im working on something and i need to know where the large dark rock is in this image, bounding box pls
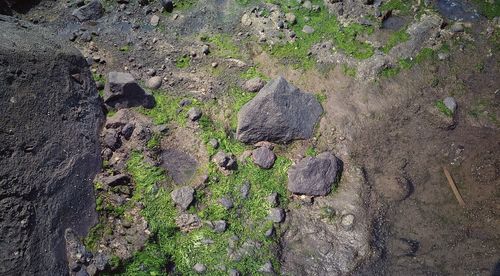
[236,76,323,144]
[104,72,155,109]
[287,152,342,196]
[72,0,103,22]
[0,16,103,275]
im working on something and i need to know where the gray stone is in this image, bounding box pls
[187,107,202,121]
[202,44,210,55]
[302,25,315,34]
[213,151,237,170]
[264,226,275,237]
[171,186,195,210]
[285,13,297,25]
[104,72,155,109]
[229,269,241,276]
[0,16,103,274]
[146,76,162,89]
[242,77,266,92]
[450,22,464,33]
[240,180,250,199]
[208,138,219,149]
[72,0,103,21]
[150,15,160,27]
[237,77,323,144]
[268,208,285,223]
[287,152,342,196]
[175,214,202,231]
[267,192,279,207]
[443,97,457,114]
[259,261,275,274]
[213,220,227,233]
[219,197,234,210]
[193,263,206,273]
[252,147,276,169]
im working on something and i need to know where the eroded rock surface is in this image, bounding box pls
[0,15,103,275]
[237,77,323,144]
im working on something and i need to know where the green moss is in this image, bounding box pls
[92,72,106,97]
[472,0,500,19]
[382,28,410,53]
[380,0,412,14]
[119,45,131,52]
[305,146,317,157]
[469,99,498,124]
[201,34,243,58]
[341,64,357,77]
[241,66,269,80]
[176,55,191,69]
[269,0,374,69]
[146,132,162,150]
[138,91,202,126]
[380,66,401,78]
[380,47,435,78]
[435,100,453,117]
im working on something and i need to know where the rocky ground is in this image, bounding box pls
[1,0,499,275]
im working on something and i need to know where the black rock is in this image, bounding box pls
[0,16,103,275]
[104,72,155,109]
[72,0,103,22]
[101,174,131,187]
[236,77,323,144]
[287,152,342,196]
[121,123,135,139]
[103,129,121,150]
[159,0,173,12]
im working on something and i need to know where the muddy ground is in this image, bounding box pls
[4,0,499,275]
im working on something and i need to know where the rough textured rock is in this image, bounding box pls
[171,186,195,210]
[252,147,276,169]
[0,16,103,275]
[72,0,103,22]
[281,166,373,275]
[287,152,342,196]
[242,77,266,92]
[104,72,155,109]
[237,77,323,144]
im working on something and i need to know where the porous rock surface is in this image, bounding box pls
[236,76,323,144]
[0,16,103,275]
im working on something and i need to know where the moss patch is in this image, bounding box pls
[267,0,374,69]
[382,28,410,53]
[176,55,191,69]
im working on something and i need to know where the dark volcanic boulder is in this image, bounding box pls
[72,0,103,22]
[104,72,155,109]
[0,16,103,275]
[287,152,342,196]
[236,76,323,144]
